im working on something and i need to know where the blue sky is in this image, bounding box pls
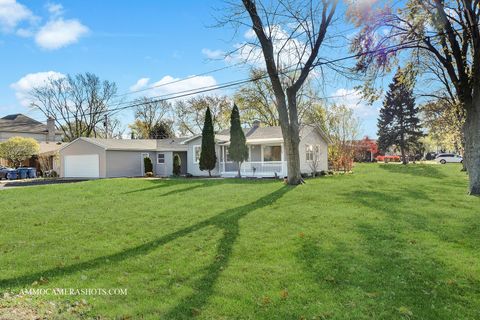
[0,0,380,137]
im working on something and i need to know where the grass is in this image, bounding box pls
[0,163,479,319]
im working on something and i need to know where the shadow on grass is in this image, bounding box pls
[379,164,447,179]
[296,189,480,319]
[296,228,475,319]
[0,185,293,318]
[123,177,275,195]
[297,189,480,319]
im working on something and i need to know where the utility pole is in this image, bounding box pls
[103,114,109,138]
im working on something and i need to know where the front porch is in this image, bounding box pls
[219,144,287,178]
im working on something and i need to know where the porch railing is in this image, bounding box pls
[220,161,286,177]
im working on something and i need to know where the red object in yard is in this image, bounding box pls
[375,155,400,162]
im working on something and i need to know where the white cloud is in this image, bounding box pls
[46,2,64,17]
[0,1,89,49]
[35,18,88,50]
[0,0,35,32]
[331,88,378,117]
[10,71,65,106]
[16,27,33,37]
[201,48,225,59]
[129,78,150,91]
[244,28,256,40]
[129,75,218,98]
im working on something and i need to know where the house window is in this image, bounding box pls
[193,145,201,163]
[263,145,281,161]
[157,153,165,164]
[306,145,314,161]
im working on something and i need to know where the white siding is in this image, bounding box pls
[185,136,221,176]
[299,126,328,174]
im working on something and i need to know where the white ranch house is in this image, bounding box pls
[59,123,329,178]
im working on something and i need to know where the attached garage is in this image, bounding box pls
[64,154,100,178]
[59,137,164,178]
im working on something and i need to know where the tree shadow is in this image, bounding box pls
[0,185,293,318]
[295,188,480,318]
[296,226,477,319]
[123,178,274,195]
[345,189,480,250]
[379,164,447,179]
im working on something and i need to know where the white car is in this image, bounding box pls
[436,153,463,164]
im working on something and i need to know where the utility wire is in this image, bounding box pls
[27,21,475,124]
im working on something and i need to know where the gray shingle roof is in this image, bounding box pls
[216,126,283,142]
[0,114,50,134]
[80,138,158,150]
[79,137,188,151]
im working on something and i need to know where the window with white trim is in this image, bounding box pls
[306,144,314,161]
[193,145,201,163]
[157,153,165,164]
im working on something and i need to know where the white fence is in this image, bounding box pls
[220,161,286,177]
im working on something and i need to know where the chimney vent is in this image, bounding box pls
[47,117,56,142]
[252,120,261,128]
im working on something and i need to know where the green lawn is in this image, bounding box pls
[0,163,479,319]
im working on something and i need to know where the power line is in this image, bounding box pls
[113,62,246,98]
[28,21,475,124]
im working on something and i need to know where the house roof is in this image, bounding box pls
[214,125,331,144]
[156,137,189,151]
[0,114,61,135]
[216,126,284,143]
[38,141,66,154]
[79,137,158,150]
[76,137,188,151]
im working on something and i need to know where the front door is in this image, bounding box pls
[157,153,167,176]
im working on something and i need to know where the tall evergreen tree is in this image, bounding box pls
[199,107,217,176]
[377,68,423,164]
[229,104,249,177]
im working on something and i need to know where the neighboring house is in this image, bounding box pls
[0,114,62,142]
[59,122,329,178]
[0,114,64,170]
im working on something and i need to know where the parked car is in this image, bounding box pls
[435,153,463,164]
[0,166,17,180]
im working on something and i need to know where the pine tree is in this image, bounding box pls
[229,103,249,177]
[377,67,423,164]
[199,107,217,176]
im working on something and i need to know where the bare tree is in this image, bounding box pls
[98,116,126,139]
[129,97,173,139]
[29,73,118,142]
[348,0,480,195]
[234,68,316,127]
[326,104,361,172]
[174,95,231,135]
[222,0,338,184]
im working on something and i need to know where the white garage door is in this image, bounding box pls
[64,154,100,178]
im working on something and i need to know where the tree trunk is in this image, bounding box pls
[400,145,407,165]
[283,126,302,184]
[237,162,241,178]
[280,93,302,185]
[463,105,480,195]
[208,170,211,177]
